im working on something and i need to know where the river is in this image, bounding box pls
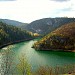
[0,40,75,70]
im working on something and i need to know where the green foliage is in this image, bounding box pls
[33,22,75,51]
[0,22,33,48]
[16,54,32,75]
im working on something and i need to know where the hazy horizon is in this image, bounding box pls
[0,0,75,23]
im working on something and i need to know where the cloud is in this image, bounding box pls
[0,0,16,1]
[52,1,75,18]
[60,7,72,12]
[0,0,75,23]
[51,0,70,2]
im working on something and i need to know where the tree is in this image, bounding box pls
[16,54,31,75]
[0,46,15,75]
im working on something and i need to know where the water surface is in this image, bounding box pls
[0,40,75,70]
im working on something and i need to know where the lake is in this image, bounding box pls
[0,40,75,70]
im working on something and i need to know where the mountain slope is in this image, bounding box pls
[33,22,75,51]
[0,19,28,27]
[0,22,33,48]
[25,18,75,35]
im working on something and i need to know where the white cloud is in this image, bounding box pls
[0,0,15,1]
[50,0,70,2]
[0,0,75,23]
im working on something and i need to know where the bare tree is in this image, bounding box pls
[0,46,15,75]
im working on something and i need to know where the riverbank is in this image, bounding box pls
[0,38,34,49]
[32,46,75,52]
[0,40,75,74]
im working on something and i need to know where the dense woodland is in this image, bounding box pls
[0,22,34,48]
[0,18,75,50]
[33,22,75,51]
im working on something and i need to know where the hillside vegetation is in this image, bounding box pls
[0,19,28,27]
[33,22,75,51]
[0,22,33,48]
[1,18,75,36]
[25,18,75,35]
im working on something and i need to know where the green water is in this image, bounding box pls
[0,40,75,70]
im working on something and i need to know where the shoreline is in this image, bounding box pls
[32,47,75,52]
[1,40,75,53]
[0,38,33,49]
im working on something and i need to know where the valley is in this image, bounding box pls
[0,17,75,75]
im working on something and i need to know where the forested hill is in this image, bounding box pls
[0,19,28,27]
[33,22,75,51]
[1,18,75,36]
[25,18,75,35]
[0,22,33,48]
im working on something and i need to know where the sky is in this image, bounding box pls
[0,0,75,23]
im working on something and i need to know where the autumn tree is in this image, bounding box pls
[16,54,31,75]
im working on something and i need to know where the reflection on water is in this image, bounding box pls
[0,40,75,70]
